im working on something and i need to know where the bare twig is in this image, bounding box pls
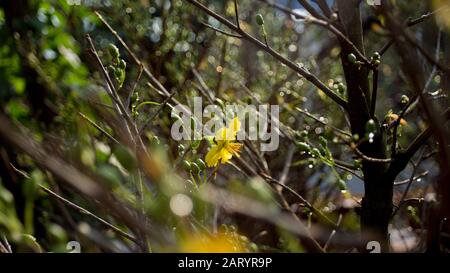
[370,69,378,118]
[258,0,372,67]
[391,148,426,218]
[296,107,352,137]
[184,0,348,109]
[200,21,242,38]
[78,112,120,145]
[233,0,240,29]
[40,184,138,243]
[352,144,393,163]
[127,64,144,109]
[139,89,178,134]
[1,236,12,253]
[379,7,447,56]
[394,171,428,186]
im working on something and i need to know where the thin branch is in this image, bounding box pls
[1,236,12,253]
[199,184,330,252]
[259,0,371,67]
[260,173,337,228]
[233,0,240,29]
[352,144,393,163]
[78,112,120,145]
[184,0,348,109]
[229,158,327,252]
[297,0,327,21]
[277,143,296,185]
[333,162,364,181]
[200,21,242,38]
[316,0,332,18]
[85,34,135,143]
[0,240,8,253]
[139,89,178,134]
[379,6,447,56]
[40,184,138,243]
[390,95,418,157]
[394,171,428,186]
[380,9,448,73]
[95,11,173,100]
[324,214,342,251]
[403,127,433,161]
[0,114,151,244]
[370,68,378,118]
[127,64,144,109]
[296,107,352,137]
[391,148,426,218]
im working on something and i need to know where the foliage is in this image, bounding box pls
[0,0,449,253]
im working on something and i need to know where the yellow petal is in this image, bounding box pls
[226,142,242,157]
[229,117,241,136]
[215,127,227,141]
[219,149,233,164]
[205,145,221,167]
[180,232,247,253]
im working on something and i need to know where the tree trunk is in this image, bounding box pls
[336,0,392,251]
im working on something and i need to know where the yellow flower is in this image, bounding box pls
[205,117,242,167]
[180,232,249,253]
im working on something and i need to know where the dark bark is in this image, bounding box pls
[336,0,391,251]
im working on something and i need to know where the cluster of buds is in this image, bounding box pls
[107,44,126,88]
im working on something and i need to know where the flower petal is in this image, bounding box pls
[205,145,221,167]
[229,117,241,137]
[226,142,242,157]
[219,149,233,164]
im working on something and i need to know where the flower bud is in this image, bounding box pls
[256,14,264,26]
[347,53,357,64]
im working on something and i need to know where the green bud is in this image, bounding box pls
[178,144,185,155]
[119,59,126,70]
[307,158,316,166]
[311,148,321,157]
[108,65,116,76]
[373,52,381,60]
[337,179,347,191]
[182,160,191,172]
[352,134,360,142]
[190,162,200,174]
[114,69,122,78]
[353,159,362,169]
[195,158,206,171]
[365,119,377,134]
[337,83,345,94]
[330,13,338,21]
[250,243,259,252]
[256,14,265,26]
[107,44,119,58]
[296,142,310,152]
[347,53,357,64]
[318,146,327,157]
[319,136,328,147]
[300,130,309,137]
[401,95,410,104]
